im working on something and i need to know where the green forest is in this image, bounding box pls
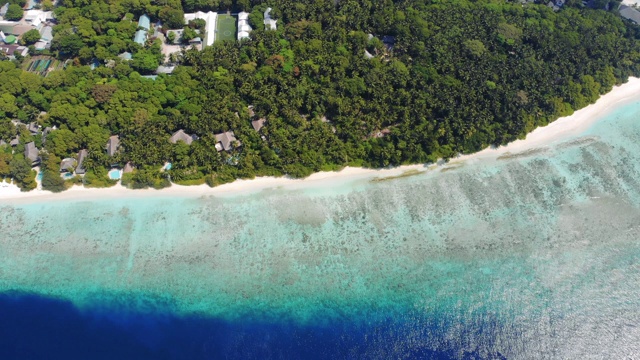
[2,0,640,191]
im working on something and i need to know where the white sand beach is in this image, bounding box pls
[455,76,640,162]
[3,77,640,203]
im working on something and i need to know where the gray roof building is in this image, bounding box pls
[106,135,119,157]
[0,22,15,34]
[34,40,48,50]
[156,65,175,74]
[251,118,266,132]
[25,141,39,164]
[0,44,29,58]
[0,139,6,146]
[138,14,151,31]
[75,149,88,174]
[214,131,241,152]
[134,29,147,45]
[42,127,52,144]
[39,25,53,42]
[9,135,19,146]
[60,157,76,172]
[169,129,197,145]
[27,122,39,134]
[118,52,132,60]
[620,5,640,24]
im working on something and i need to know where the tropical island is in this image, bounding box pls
[1,0,640,193]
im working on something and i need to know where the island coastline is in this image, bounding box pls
[3,77,640,204]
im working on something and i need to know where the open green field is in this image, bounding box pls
[216,14,236,42]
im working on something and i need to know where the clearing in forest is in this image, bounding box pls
[216,15,236,43]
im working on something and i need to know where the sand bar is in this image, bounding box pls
[3,77,640,203]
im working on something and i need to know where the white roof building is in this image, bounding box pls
[34,40,47,50]
[23,10,53,28]
[184,11,217,47]
[237,11,251,40]
[264,8,277,31]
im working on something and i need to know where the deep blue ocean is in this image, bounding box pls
[0,292,475,359]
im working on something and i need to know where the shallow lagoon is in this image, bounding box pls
[2,102,640,358]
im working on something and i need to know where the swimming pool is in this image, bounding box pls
[63,173,74,180]
[108,169,122,180]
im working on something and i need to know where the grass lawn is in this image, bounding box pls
[216,14,236,42]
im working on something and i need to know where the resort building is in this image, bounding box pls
[169,129,198,145]
[59,158,76,173]
[106,135,120,157]
[75,149,88,175]
[9,135,19,146]
[0,4,8,19]
[118,52,132,61]
[619,5,640,24]
[23,10,54,27]
[138,14,151,31]
[184,11,217,47]
[0,21,15,35]
[27,122,39,135]
[264,8,277,31]
[214,131,241,152]
[156,65,175,74]
[0,9,54,51]
[0,44,28,58]
[34,40,47,50]
[238,12,251,40]
[251,118,266,132]
[133,14,151,45]
[134,29,146,45]
[24,141,39,166]
[39,25,53,42]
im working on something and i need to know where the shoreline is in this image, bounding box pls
[3,77,640,204]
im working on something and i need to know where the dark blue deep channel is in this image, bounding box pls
[0,292,504,359]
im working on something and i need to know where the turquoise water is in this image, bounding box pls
[108,169,122,180]
[3,101,640,356]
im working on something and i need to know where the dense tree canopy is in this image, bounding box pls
[21,29,41,45]
[4,3,23,21]
[2,0,640,190]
